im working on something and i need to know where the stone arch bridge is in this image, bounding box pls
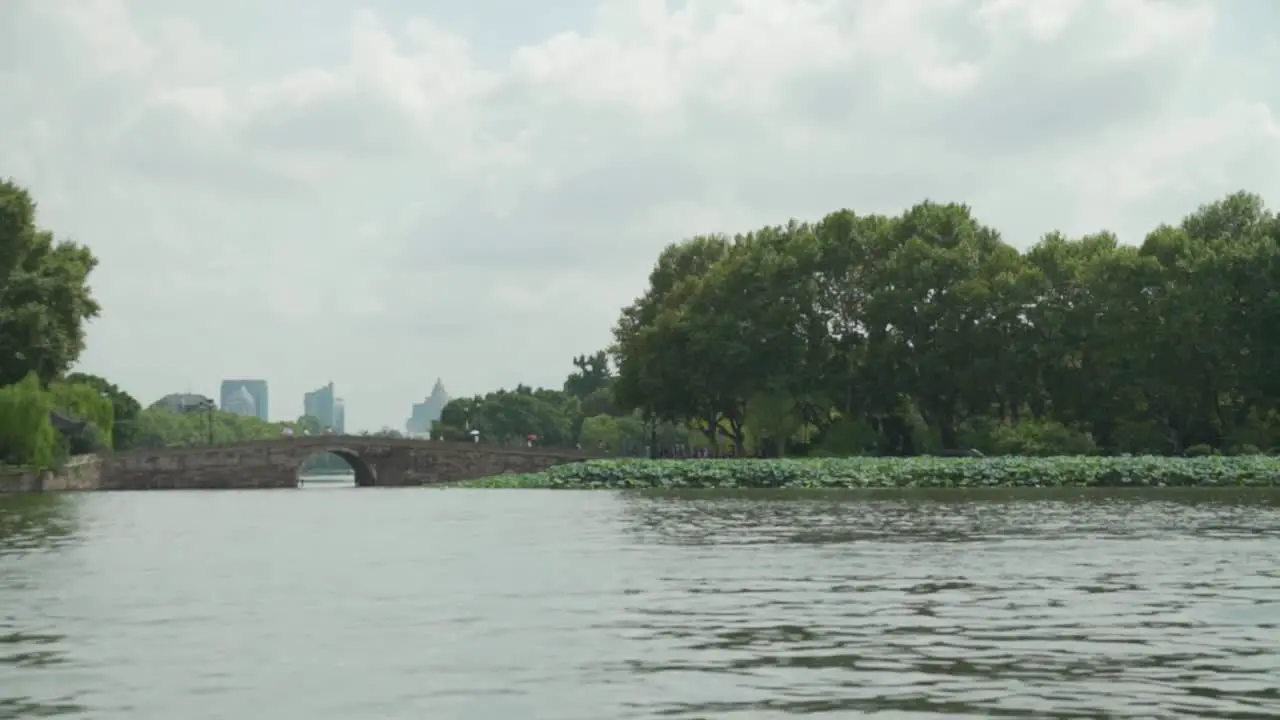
[98,436,592,490]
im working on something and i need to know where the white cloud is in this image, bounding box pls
[1,0,1276,430]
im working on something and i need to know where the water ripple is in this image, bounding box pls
[1,488,1279,718]
[604,492,1280,718]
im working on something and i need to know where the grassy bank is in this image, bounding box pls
[457,456,1280,489]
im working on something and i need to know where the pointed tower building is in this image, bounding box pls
[406,379,452,435]
[424,379,450,418]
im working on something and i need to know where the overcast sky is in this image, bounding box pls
[2,0,1277,431]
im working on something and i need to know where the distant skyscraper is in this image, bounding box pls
[303,382,337,430]
[223,386,257,417]
[333,398,346,434]
[220,379,268,422]
[406,378,450,435]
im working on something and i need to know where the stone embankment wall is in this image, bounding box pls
[0,455,102,493]
[98,444,303,490]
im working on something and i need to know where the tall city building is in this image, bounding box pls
[220,379,269,422]
[303,382,338,431]
[223,387,257,417]
[406,378,450,435]
[333,398,346,434]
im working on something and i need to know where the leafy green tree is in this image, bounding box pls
[563,351,612,400]
[613,235,733,432]
[441,388,572,446]
[580,386,620,418]
[63,372,142,450]
[0,179,100,387]
[579,414,621,453]
[858,201,1024,449]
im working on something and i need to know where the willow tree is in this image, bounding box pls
[0,373,57,468]
[48,379,115,451]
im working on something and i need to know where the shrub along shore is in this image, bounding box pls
[458,456,1280,489]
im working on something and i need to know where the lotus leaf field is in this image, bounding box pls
[460,456,1280,489]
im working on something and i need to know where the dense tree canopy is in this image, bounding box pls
[609,191,1280,457]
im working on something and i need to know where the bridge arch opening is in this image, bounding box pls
[295,449,377,488]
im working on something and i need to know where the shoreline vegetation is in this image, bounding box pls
[9,176,1280,488]
[429,190,1280,465]
[457,456,1280,490]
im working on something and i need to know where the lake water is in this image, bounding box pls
[3,487,1279,719]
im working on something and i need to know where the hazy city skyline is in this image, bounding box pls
[4,0,1278,432]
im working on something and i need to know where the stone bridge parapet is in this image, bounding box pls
[98,436,592,490]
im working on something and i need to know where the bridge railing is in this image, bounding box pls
[104,435,600,459]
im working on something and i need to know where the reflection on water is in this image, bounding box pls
[0,494,84,719]
[0,494,82,556]
[0,488,1278,719]
[297,473,355,489]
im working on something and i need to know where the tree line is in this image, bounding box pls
[438,190,1280,458]
[433,351,679,455]
[7,173,1279,464]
